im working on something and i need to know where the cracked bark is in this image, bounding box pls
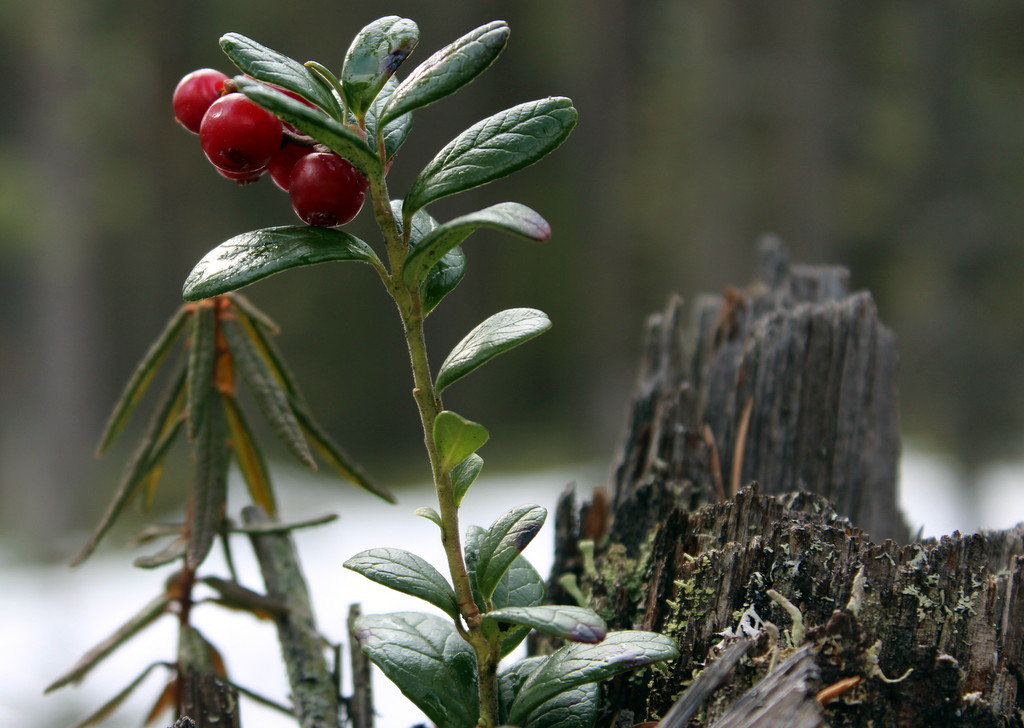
[546,240,1024,727]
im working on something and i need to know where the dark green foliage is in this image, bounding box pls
[345,547,459,618]
[380,21,510,126]
[435,308,552,393]
[352,612,478,728]
[182,226,378,302]
[433,410,490,473]
[341,16,419,118]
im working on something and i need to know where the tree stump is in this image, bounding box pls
[547,241,1024,727]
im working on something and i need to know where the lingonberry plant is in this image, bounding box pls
[51,16,678,728]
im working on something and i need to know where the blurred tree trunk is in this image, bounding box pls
[4,0,101,552]
[547,243,1023,727]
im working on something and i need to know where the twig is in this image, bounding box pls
[244,506,339,728]
[348,604,375,728]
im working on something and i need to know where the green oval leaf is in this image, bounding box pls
[183,226,378,301]
[466,525,543,660]
[353,612,477,728]
[404,97,577,216]
[433,410,489,473]
[365,76,413,161]
[523,683,599,728]
[219,33,340,117]
[345,547,459,619]
[436,308,551,393]
[484,605,606,644]
[380,21,509,127]
[474,504,547,598]
[508,631,680,725]
[451,453,483,505]
[491,556,549,657]
[498,656,544,722]
[414,506,443,528]
[403,202,550,289]
[391,199,467,314]
[423,246,466,314]
[341,16,419,118]
[233,77,380,176]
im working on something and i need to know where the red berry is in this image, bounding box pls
[200,93,283,173]
[268,143,313,191]
[172,69,229,134]
[215,166,265,185]
[288,152,367,227]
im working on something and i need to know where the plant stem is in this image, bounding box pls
[367,156,500,728]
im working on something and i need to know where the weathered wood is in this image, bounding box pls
[179,670,241,728]
[610,237,906,542]
[548,245,1024,727]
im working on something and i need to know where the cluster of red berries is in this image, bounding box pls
[172,68,367,227]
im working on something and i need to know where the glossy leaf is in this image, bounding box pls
[498,656,544,722]
[433,410,489,473]
[72,370,186,567]
[380,21,509,126]
[492,553,547,657]
[508,631,680,725]
[185,302,216,440]
[341,16,419,118]
[404,97,578,215]
[222,317,314,469]
[233,77,380,176]
[219,33,339,116]
[46,593,172,692]
[302,61,346,120]
[403,202,550,289]
[345,547,458,618]
[365,76,413,161]
[186,394,230,569]
[414,506,443,527]
[524,683,600,728]
[96,306,189,455]
[222,394,277,516]
[451,453,483,505]
[436,308,551,393]
[423,246,466,314]
[183,225,378,302]
[484,605,606,644]
[68,661,167,728]
[474,504,547,598]
[353,612,477,728]
[391,199,466,314]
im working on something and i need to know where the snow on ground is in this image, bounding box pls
[2,453,1021,728]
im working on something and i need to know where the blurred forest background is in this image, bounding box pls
[2,0,1023,558]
